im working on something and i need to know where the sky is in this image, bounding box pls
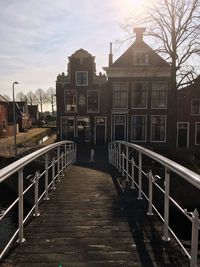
[0,0,149,99]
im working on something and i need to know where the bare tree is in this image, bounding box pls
[16,91,27,102]
[122,0,200,154]
[26,91,36,105]
[35,88,47,114]
[46,87,56,116]
[123,0,200,89]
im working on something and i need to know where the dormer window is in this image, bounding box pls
[134,51,149,65]
[76,71,88,86]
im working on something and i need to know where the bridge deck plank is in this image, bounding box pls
[2,162,189,267]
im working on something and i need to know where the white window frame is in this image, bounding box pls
[177,122,189,148]
[191,99,200,115]
[94,116,107,144]
[112,114,127,141]
[76,71,88,86]
[60,116,76,140]
[113,82,128,109]
[151,81,168,109]
[64,90,77,113]
[132,81,148,109]
[131,115,147,142]
[150,115,167,143]
[87,90,100,113]
[195,122,200,145]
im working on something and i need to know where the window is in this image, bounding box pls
[151,82,167,109]
[76,71,88,86]
[177,122,189,148]
[134,52,149,65]
[131,116,147,142]
[61,117,75,139]
[113,83,128,109]
[77,117,91,141]
[191,100,200,115]
[151,116,166,142]
[87,90,99,112]
[132,82,148,108]
[195,122,200,145]
[65,90,77,112]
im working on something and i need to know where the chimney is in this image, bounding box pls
[109,42,113,67]
[134,27,146,42]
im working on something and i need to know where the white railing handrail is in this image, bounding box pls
[0,140,76,261]
[109,140,200,267]
[0,141,73,183]
[115,141,200,190]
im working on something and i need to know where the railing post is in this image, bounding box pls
[122,152,125,177]
[61,152,64,176]
[52,158,56,190]
[190,209,199,267]
[64,144,67,171]
[116,144,119,169]
[131,157,135,189]
[44,152,49,200]
[125,145,129,181]
[119,143,121,172]
[137,152,143,200]
[147,170,153,216]
[162,168,170,241]
[17,168,25,243]
[33,171,40,217]
[57,147,61,181]
[74,143,77,163]
[113,142,116,167]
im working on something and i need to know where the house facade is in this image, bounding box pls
[56,49,107,145]
[177,77,200,158]
[103,28,172,152]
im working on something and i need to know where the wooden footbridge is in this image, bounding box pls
[0,141,199,267]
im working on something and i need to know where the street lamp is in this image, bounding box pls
[13,81,19,156]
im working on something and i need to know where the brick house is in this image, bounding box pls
[8,101,31,132]
[56,28,173,152]
[0,95,8,137]
[56,49,107,145]
[177,76,200,158]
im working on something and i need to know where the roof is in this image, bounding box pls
[111,40,169,68]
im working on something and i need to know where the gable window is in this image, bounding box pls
[131,116,147,142]
[134,52,149,65]
[195,122,200,145]
[113,83,128,109]
[76,71,88,86]
[151,115,166,142]
[87,90,99,113]
[65,90,77,112]
[191,100,200,115]
[151,82,167,109]
[132,82,148,108]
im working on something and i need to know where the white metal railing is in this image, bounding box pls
[108,141,200,267]
[0,140,76,261]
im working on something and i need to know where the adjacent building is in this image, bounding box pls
[177,77,200,158]
[0,95,8,137]
[56,48,107,145]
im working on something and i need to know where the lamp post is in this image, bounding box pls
[13,81,19,156]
